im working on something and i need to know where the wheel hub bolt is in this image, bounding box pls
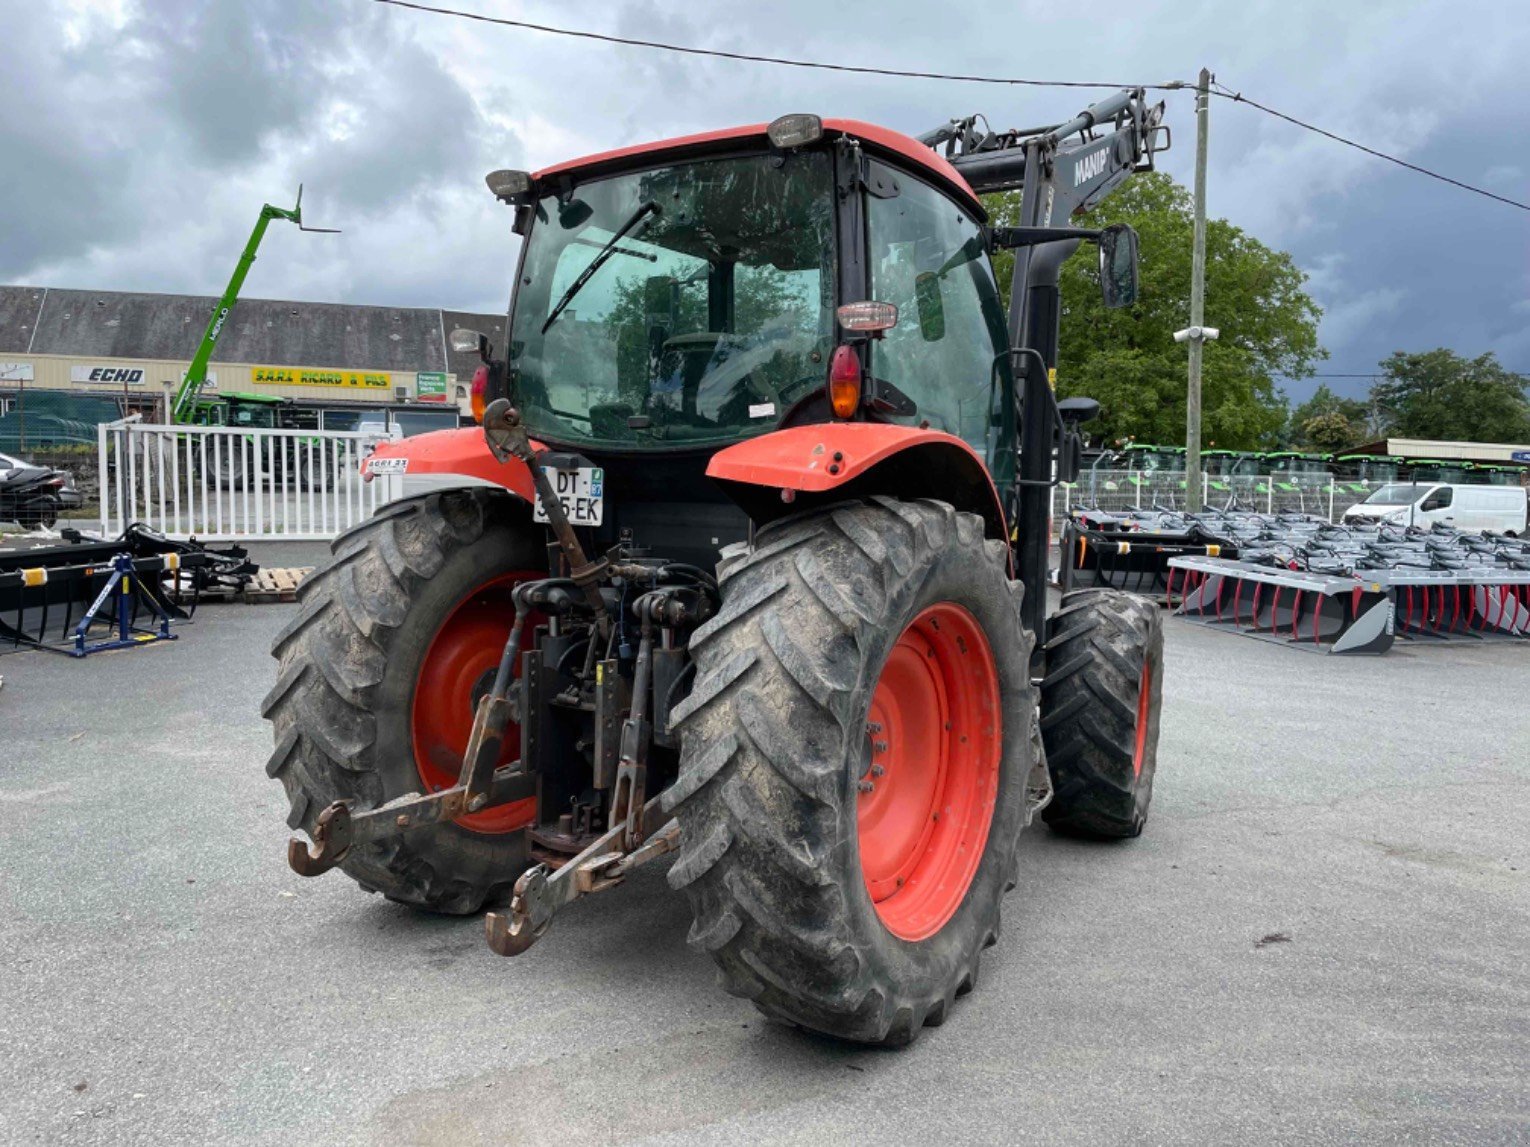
[870,765,885,777]
[857,780,875,794]
[873,741,888,754]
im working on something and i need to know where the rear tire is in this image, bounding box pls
[262,488,543,913]
[666,498,1036,1045]
[1040,589,1164,839]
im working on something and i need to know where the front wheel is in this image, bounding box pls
[1040,589,1164,838]
[665,498,1036,1045]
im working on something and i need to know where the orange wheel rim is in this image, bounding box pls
[411,571,541,835]
[1133,661,1152,778]
[858,603,1002,942]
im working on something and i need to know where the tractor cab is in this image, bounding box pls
[1474,464,1527,486]
[1334,453,1401,495]
[497,121,1006,455]
[1262,450,1333,478]
[1406,458,1474,484]
[1119,444,1186,473]
[454,119,1021,564]
[189,391,289,429]
[1201,449,1257,477]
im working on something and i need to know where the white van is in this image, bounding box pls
[1343,482,1528,534]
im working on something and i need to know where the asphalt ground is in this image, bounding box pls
[2,540,1526,1145]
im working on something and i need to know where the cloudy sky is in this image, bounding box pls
[6,0,1528,401]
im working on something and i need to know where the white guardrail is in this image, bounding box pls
[97,418,404,541]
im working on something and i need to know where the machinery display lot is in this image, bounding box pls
[2,542,1525,1144]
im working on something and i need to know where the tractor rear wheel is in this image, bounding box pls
[1039,589,1164,839]
[665,498,1035,1045]
[263,489,543,913]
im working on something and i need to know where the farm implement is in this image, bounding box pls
[1170,519,1530,653]
[1059,508,1236,599]
[0,524,253,657]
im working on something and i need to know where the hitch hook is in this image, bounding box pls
[286,801,353,876]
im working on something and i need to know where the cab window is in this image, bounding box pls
[866,163,1010,459]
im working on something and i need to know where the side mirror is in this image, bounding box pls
[1055,396,1098,484]
[1098,223,1139,309]
[558,199,594,230]
[1057,396,1101,424]
[449,327,492,363]
[914,272,946,342]
[1058,429,1085,485]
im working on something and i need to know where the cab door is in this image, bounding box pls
[861,160,1014,485]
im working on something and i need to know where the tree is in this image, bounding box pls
[1287,382,1371,451]
[985,172,1324,448]
[1369,349,1530,443]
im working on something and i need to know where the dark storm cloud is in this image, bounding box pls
[4,0,1527,383]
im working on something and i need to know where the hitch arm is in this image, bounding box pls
[287,765,537,876]
[485,795,677,957]
[288,607,535,877]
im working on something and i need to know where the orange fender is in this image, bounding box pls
[707,424,1009,546]
[362,427,537,503]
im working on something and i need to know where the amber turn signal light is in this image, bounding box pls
[828,344,861,419]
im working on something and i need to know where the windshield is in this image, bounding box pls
[508,152,837,450]
[1365,483,1430,505]
[228,405,277,429]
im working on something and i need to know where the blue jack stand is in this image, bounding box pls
[66,552,179,658]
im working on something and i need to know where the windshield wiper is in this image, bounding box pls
[541,201,659,334]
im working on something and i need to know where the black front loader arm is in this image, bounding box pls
[918,89,1168,653]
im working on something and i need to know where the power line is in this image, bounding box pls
[1209,81,1530,214]
[371,1,1530,216]
[369,0,1184,91]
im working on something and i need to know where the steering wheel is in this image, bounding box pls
[663,333,724,352]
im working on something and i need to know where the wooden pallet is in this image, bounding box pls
[244,567,313,603]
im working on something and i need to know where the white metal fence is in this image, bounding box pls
[97,418,403,541]
[1052,470,1345,523]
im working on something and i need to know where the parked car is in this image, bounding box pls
[1343,482,1528,535]
[0,451,84,529]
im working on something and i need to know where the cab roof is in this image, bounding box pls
[533,119,983,215]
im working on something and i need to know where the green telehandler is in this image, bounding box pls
[168,189,338,489]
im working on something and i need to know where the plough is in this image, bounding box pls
[0,524,254,657]
[1169,518,1530,654]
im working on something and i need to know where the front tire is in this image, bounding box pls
[666,498,1036,1045]
[262,488,544,913]
[1040,589,1164,839]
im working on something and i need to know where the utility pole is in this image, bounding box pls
[1185,67,1212,509]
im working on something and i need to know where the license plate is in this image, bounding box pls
[534,466,604,526]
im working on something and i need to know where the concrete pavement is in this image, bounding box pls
[1,543,1526,1144]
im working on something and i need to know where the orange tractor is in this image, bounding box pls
[269,91,1168,1045]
